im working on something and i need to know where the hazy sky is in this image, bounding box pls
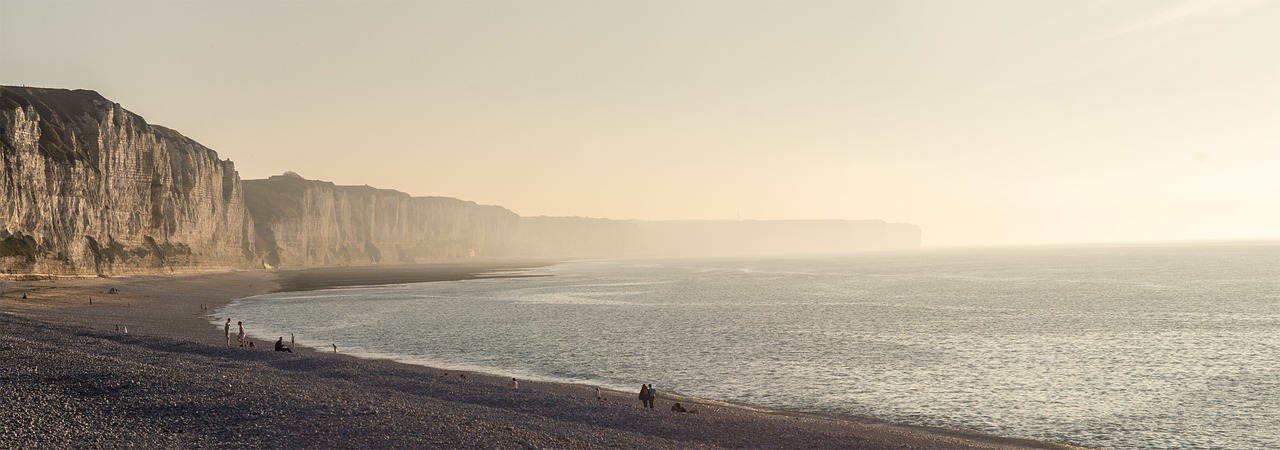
[3,0,1277,246]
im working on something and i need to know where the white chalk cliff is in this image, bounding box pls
[2,86,921,276]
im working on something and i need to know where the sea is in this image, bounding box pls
[218,241,1280,449]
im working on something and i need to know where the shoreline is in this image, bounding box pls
[1,265,1084,449]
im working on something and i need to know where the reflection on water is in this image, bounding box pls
[221,242,1280,449]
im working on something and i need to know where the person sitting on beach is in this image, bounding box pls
[248,341,255,348]
[509,378,519,389]
[275,337,293,353]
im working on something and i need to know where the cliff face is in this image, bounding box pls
[1,87,256,275]
[1,86,922,275]
[245,174,922,267]
[243,173,519,268]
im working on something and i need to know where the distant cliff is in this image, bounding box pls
[636,219,921,255]
[516,217,921,257]
[2,86,921,275]
[1,87,256,275]
[244,173,519,268]
[245,175,922,268]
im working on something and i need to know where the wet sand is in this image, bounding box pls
[0,265,1085,449]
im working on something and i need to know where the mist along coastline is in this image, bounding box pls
[0,264,1080,449]
[270,260,560,292]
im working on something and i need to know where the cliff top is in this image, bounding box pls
[242,173,516,224]
[1,86,111,121]
[1,85,221,166]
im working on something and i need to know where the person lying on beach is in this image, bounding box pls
[275,337,293,353]
[671,402,699,414]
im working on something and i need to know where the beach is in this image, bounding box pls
[1,265,1080,449]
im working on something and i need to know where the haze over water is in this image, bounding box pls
[222,241,1280,449]
[5,1,1278,247]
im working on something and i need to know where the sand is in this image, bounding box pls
[0,265,1086,449]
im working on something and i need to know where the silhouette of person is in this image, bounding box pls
[639,384,653,409]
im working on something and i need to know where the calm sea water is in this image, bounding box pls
[219,242,1280,449]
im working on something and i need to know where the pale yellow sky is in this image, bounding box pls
[3,0,1277,246]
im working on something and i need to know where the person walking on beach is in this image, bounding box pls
[237,321,246,348]
[639,384,655,409]
[224,319,232,347]
[647,385,657,409]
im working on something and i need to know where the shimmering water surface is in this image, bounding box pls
[220,242,1280,449]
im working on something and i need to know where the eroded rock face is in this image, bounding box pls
[243,173,519,268]
[2,86,923,275]
[1,87,256,275]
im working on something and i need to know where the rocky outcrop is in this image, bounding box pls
[243,173,519,268]
[1,87,256,275]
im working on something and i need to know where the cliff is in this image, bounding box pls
[244,174,922,267]
[243,173,519,268]
[1,86,256,275]
[516,217,921,257]
[636,220,921,255]
[2,86,921,275]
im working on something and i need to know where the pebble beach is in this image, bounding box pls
[1,267,1081,449]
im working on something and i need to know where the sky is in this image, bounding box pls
[2,0,1277,247]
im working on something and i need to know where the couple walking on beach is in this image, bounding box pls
[638,384,656,409]
[225,319,247,348]
[225,319,238,347]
